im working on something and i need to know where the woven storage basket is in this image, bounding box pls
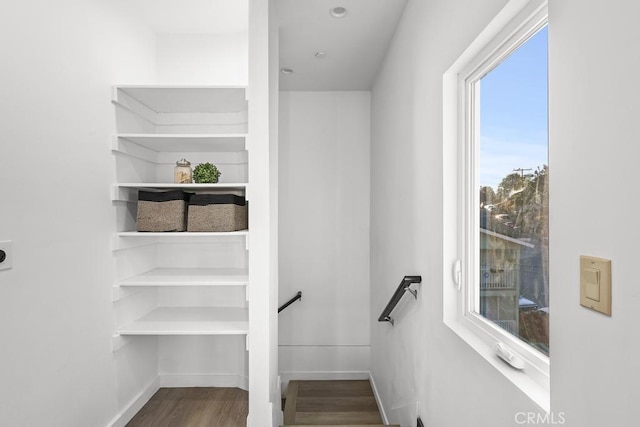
[136,190,189,232]
[187,194,248,232]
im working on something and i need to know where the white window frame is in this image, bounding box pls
[443,0,549,412]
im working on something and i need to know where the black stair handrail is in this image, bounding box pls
[278,291,302,313]
[378,275,422,326]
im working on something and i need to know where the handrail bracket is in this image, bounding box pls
[405,285,418,300]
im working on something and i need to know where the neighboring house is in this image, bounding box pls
[480,227,535,335]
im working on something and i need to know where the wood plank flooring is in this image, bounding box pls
[126,387,247,427]
[283,380,397,426]
[126,381,397,427]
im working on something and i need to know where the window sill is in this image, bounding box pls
[444,315,550,412]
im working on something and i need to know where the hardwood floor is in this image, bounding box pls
[126,387,248,427]
[283,380,398,426]
[127,381,396,427]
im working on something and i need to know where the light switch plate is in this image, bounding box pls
[580,255,611,316]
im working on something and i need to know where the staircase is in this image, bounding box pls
[283,380,399,427]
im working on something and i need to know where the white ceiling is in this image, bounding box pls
[129,0,406,91]
[276,0,408,91]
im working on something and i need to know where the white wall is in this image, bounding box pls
[372,0,640,426]
[156,32,248,85]
[247,0,280,424]
[0,1,157,426]
[268,1,282,424]
[279,91,371,382]
[548,0,640,425]
[369,0,546,426]
[0,1,254,425]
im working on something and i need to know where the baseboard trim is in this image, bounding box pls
[275,375,284,426]
[159,373,249,391]
[369,372,389,425]
[107,377,160,427]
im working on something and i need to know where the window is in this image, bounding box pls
[475,25,549,355]
[443,0,549,410]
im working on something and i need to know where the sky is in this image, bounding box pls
[479,26,548,190]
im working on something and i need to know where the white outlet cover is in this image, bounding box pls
[0,240,12,271]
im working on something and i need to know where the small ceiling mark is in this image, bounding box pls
[280,67,295,74]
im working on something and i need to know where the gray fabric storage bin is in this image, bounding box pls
[187,194,248,232]
[136,190,189,232]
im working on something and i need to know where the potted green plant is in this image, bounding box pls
[193,162,222,183]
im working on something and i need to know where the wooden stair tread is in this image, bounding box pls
[297,380,374,394]
[296,396,379,412]
[284,380,387,426]
[294,411,383,424]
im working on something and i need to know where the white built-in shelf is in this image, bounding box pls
[112,183,247,202]
[117,307,249,336]
[115,183,248,191]
[117,231,248,237]
[118,268,249,287]
[113,86,247,113]
[112,85,251,344]
[117,134,247,152]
